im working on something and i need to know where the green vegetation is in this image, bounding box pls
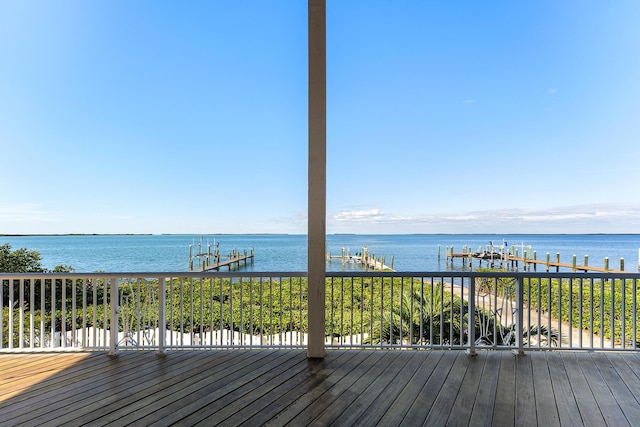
[1,243,75,274]
[162,277,307,336]
[475,270,640,345]
[1,272,574,349]
[2,244,637,348]
[2,277,109,347]
[522,276,639,345]
[1,244,85,347]
[3,275,474,347]
[363,284,467,345]
[112,276,481,345]
[0,243,46,273]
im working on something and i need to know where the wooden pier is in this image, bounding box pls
[189,241,254,272]
[444,245,631,273]
[327,247,394,271]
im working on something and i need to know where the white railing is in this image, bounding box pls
[2,271,639,353]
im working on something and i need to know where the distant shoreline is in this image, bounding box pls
[0,233,151,237]
[2,233,640,237]
[0,233,290,237]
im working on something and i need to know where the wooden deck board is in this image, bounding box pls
[1,352,156,418]
[514,353,536,426]
[264,350,374,426]
[601,353,640,426]
[604,352,640,405]
[308,350,403,426]
[546,351,584,426]
[400,351,458,425]
[348,350,425,426]
[446,352,487,427]
[35,351,223,427]
[577,353,631,427]
[257,350,358,426]
[91,349,272,426]
[425,351,472,426]
[468,351,500,427]
[183,351,309,426]
[0,353,99,396]
[530,352,561,427]
[0,349,638,426]
[311,350,406,426]
[42,351,219,426]
[559,352,606,426]
[491,351,516,426]
[376,350,444,426]
[286,350,383,425]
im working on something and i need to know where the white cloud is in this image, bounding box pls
[0,204,62,223]
[328,203,640,234]
[333,208,385,222]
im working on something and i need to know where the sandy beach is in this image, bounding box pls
[450,283,613,348]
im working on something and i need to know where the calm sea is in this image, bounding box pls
[1,234,639,273]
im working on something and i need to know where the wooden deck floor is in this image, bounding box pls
[2,349,640,426]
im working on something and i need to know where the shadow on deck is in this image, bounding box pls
[2,349,640,426]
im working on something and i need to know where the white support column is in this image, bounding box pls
[109,278,118,356]
[307,0,326,358]
[466,275,477,356]
[157,277,166,357]
[512,277,525,356]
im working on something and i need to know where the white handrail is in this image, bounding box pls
[2,271,639,353]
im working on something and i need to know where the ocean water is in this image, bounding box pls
[1,234,639,273]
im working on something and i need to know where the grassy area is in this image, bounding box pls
[475,270,640,345]
[4,274,638,347]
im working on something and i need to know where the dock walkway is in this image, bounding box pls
[190,248,254,272]
[447,250,627,273]
[327,247,394,271]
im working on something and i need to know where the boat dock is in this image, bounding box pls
[189,240,254,272]
[327,247,394,271]
[444,244,631,273]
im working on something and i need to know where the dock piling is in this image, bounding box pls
[189,243,254,272]
[546,253,550,272]
[446,244,627,273]
[327,245,393,271]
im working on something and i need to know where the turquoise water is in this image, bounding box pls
[1,234,639,273]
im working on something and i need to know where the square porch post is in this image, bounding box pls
[307,0,326,358]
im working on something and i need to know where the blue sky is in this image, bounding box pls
[1,1,639,235]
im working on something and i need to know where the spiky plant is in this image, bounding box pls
[475,323,565,347]
[365,285,469,345]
